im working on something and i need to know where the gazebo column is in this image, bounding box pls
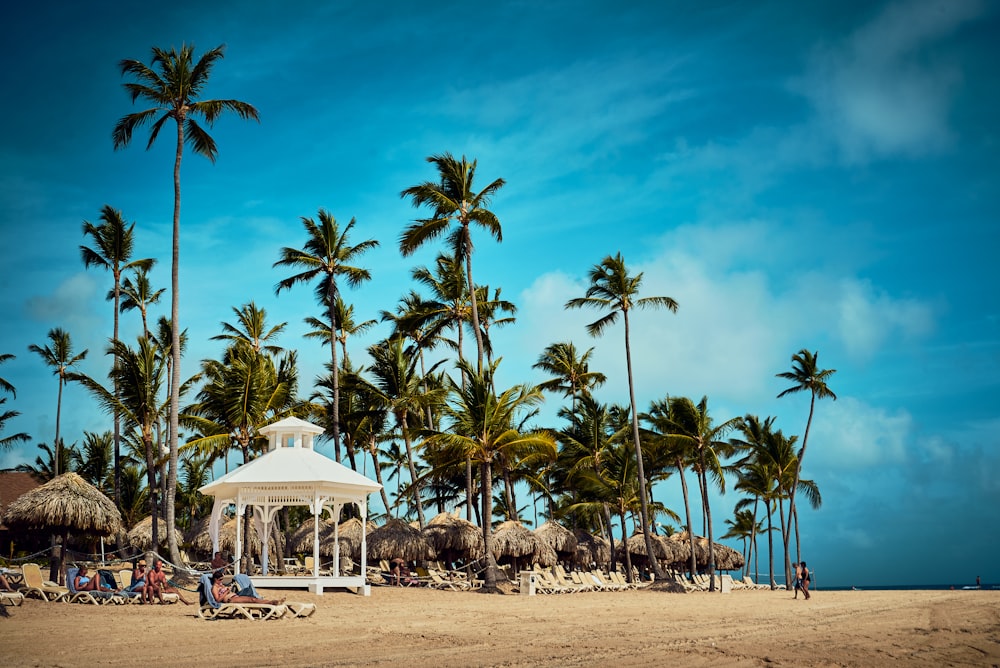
[332,502,343,577]
[359,499,370,596]
[311,492,321,578]
[235,496,245,576]
[208,497,228,555]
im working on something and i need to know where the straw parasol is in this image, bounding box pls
[619,532,676,566]
[712,543,745,571]
[533,521,578,562]
[2,472,123,582]
[366,518,435,562]
[126,515,184,552]
[421,512,484,563]
[288,517,337,554]
[334,517,376,561]
[572,530,611,567]
[531,539,558,567]
[491,520,546,571]
[186,516,282,558]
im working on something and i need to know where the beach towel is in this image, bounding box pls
[233,573,260,598]
[198,574,221,609]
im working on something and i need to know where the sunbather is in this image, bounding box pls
[0,573,13,591]
[143,559,168,604]
[210,572,283,605]
[74,566,115,593]
[129,559,147,593]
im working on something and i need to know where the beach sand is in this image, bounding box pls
[2,586,997,667]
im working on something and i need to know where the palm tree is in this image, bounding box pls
[662,396,741,591]
[81,204,154,507]
[16,440,78,482]
[71,336,166,547]
[721,509,763,580]
[28,328,88,477]
[211,301,287,357]
[0,354,30,451]
[362,337,446,527]
[424,358,555,591]
[776,349,836,568]
[72,431,114,495]
[274,209,378,462]
[565,252,678,579]
[304,296,377,365]
[400,153,506,373]
[118,265,164,336]
[533,341,607,413]
[115,43,258,566]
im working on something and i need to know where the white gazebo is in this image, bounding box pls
[199,416,381,595]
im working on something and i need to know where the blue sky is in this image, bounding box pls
[1,0,998,587]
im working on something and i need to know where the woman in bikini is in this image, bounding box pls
[210,572,283,605]
[800,561,811,600]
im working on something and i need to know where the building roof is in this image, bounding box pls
[0,471,42,530]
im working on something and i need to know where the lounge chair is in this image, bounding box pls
[0,589,24,606]
[196,574,288,621]
[18,563,69,602]
[65,567,120,605]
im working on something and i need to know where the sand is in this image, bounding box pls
[2,586,997,667]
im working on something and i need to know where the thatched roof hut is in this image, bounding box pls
[572,530,611,567]
[186,516,282,558]
[421,512,484,563]
[531,538,558,567]
[289,516,373,560]
[491,520,538,561]
[533,521,578,561]
[713,543,745,571]
[619,532,674,565]
[2,472,122,536]
[126,515,184,551]
[366,518,435,562]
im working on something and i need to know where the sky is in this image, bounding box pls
[1,0,998,587]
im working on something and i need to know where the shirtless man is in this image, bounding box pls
[143,559,168,604]
[210,572,283,605]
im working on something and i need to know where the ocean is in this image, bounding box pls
[817,583,996,591]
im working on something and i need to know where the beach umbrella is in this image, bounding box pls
[421,512,484,563]
[288,517,337,554]
[619,531,674,566]
[531,539,558,567]
[533,521,578,562]
[572,530,611,568]
[186,515,282,558]
[2,472,123,582]
[366,518,435,562]
[126,515,184,552]
[712,543,745,571]
[334,517,376,561]
[491,520,546,571]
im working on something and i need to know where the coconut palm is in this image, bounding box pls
[28,328,88,477]
[274,209,378,463]
[71,431,114,495]
[71,336,166,547]
[81,204,154,506]
[473,285,517,366]
[533,341,607,413]
[211,300,287,357]
[400,153,506,373]
[304,296,378,365]
[565,252,677,579]
[362,337,446,527]
[118,265,164,336]
[0,354,30,451]
[15,440,77,482]
[425,358,555,591]
[720,509,763,580]
[115,43,258,565]
[776,349,836,569]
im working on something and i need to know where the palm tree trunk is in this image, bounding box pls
[400,415,425,527]
[793,504,801,565]
[463,228,485,373]
[701,464,717,592]
[327,278,342,463]
[766,504,775,589]
[784,393,815,571]
[465,457,474,523]
[113,278,122,509]
[676,457,697,579]
[481,461,499,591]
[54,376,63,478]
[144,434,158,550]
[165,116,183,567]
[370,442,393,517]
[778,496,790,589]
[619,509,633,582]
[622,310,662,579]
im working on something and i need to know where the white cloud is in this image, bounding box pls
[809,396,912,470]
[797,0,985,162]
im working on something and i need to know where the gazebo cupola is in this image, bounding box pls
[260,416,325,452]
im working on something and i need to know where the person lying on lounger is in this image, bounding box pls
[211,572,283,605]
[74,566,116,592]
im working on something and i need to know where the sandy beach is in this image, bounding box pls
[2,586,997,667]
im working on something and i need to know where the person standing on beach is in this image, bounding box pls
[976,575,981,589]
[793,562,802,599]
[800,561,811,600]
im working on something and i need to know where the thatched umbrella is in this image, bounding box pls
[572,530,611,568]
[669,531,709,569]
[713,543,745,571]
[421,512,484,564]
[531,539,558,567]
[334,517,376,561]
[491,520,543,571]
[619,531,676,568]
[288,517,337,554]
[2,472,123,583]
[126,515,184,552]
[533,521,578,563]
[366,518,435,562]
[186,516,281,559]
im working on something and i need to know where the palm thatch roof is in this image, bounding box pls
[491,520,541,561]
[126,515,184,551]
[712,543,745,571]
[533,521,578,557]
[366,518,435,561]
[288,516,374,559]
[531,538,558,567]
[1,472,122,536]
[572,530,611,567]
[289,517,336,553]
[619,532,675,564]
[421,512,484,561]
[186,515,282,556]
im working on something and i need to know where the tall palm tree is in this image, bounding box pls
[72,431,114,495]
[16,440,78,483]
[776,349,836,567]
[81,204,154,507]
[28,328,88,477]
[118,265,164,337]
[115,43,258,566]
[400,153,506,373]
[720,509,763,580]
[533,341,607,413]
[565,252,678,579]
[0,354,30,451]
[274,210,378,462]
[71,336,166,547]
[425,358,555,591]
[304,296,377,365]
